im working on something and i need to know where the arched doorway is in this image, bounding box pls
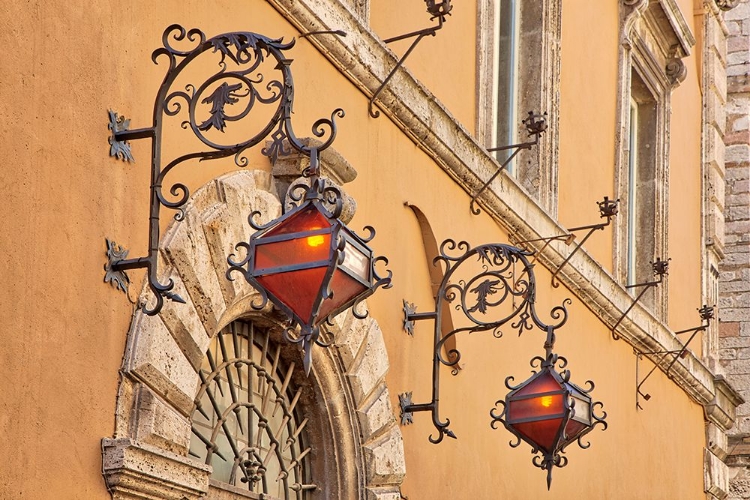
[102,170,405,500]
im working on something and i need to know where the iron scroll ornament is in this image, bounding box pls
[400,241,575,442]
[104,25,344,315]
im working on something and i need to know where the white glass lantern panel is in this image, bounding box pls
[342,242,370,281]
[569,394,591,425]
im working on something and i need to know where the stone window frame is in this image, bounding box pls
[476,0,562,216]
[342,0,368,23]
[614,0,695,319]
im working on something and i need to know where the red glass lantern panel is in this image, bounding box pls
[563,419,588,444]
[507,393,564,420]
[251,205,337,324]
[254,233,332,271]
[246,200,381,328]
[264,205,332,237]
[507,371,566,453]
[317,268,368,321]
[257,267,328,323]
[513,371,562,398]
[514,418,564,454]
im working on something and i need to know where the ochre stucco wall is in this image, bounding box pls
[557,0,619,268]
[0,0,711,498]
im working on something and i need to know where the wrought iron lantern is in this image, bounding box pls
[228,150,391,375]
[400,241,607,488]
[491,347,606,489]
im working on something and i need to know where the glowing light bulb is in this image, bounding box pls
[540,396,553,408]
[307,235,325,247]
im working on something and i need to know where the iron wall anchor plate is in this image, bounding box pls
[104,239,130,294]
[399,392,414,425]
[403,300,417,335]
[108,110,135,162]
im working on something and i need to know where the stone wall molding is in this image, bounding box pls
[263,0,738,420]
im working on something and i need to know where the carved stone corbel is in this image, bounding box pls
[666,58,688,87]
[623,0,650,11]
[102,438,211,500]
[715,0,740,11]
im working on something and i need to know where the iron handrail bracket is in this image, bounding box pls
[104,25,346,315]
[516,197,619,286]
[368,8,451,118]
[634,305,714,409]
[470,112,548,215]
[611,257,670,340]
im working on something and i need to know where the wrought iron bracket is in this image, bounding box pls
[403,299,437,336]
[104,25,345,315]
[104,239,131,293]
[516,196,619,287]
[634,305,713,409]
[611,257,670,340]
[470,111,548,215]
[108,111,136,162]
[398,240,574,444]
[368,1,452,118]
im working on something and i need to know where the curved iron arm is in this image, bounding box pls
[470,112,548,215]
[399,241,571,443]
[634,305,714,409]
[368,0,452,119]
[104,25,344,315]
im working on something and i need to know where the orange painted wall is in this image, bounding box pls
[0,0,711,498]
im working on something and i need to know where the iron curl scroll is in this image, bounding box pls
[399,241,573,443]
[105,24,344,315]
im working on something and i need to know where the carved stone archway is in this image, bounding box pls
[102,169,405,500]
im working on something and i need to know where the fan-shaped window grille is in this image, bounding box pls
[190,321,315,499]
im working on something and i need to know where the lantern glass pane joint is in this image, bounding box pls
[490,352,608,489]
[228,175,392,375]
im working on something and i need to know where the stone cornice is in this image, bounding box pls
[656,0,697,54]
[265,0,741,424]
[101,438,210,499]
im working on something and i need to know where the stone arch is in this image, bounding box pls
[102,170,405,500]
